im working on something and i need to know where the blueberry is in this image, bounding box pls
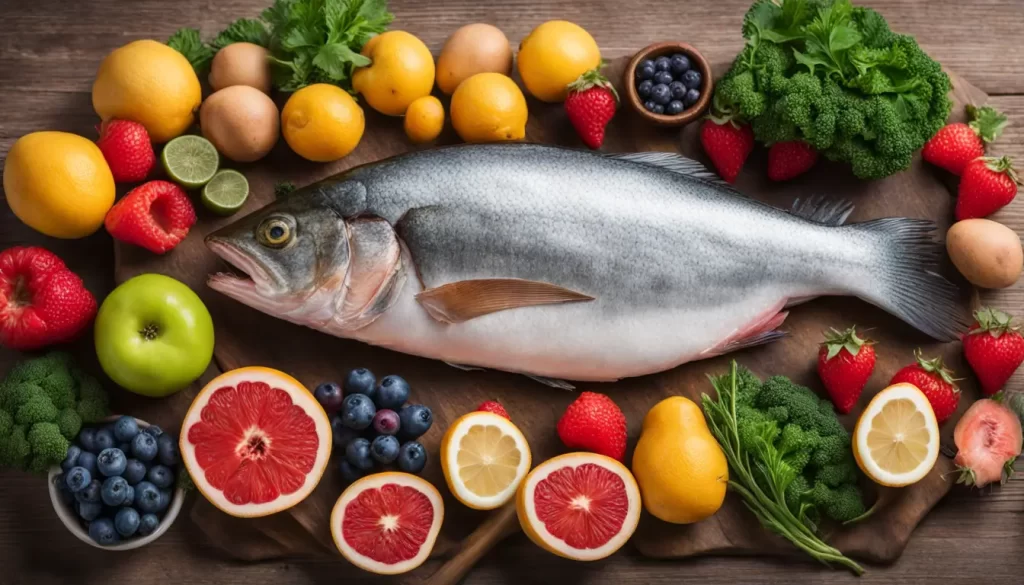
[61,445,82,472]
[371,409,400,436]
[78,501,103,521]
[122,484,135,507]
[343,368,376,399]
[88,517,119,546]
[114,507,140,537]
[330,414,361,449]
[341,394,376,430]
[93,429,115,452]
[137,513,160,537]
[314,382,344,414]
[65,466,91,492]
[643,100,659,112]
[650,84,671,105]
[101,476,129,506]
[122,459,146,485]
[147,465,174,489]
[338,459,364,483]
[142,425,163,438]
[131,432,158,462]
[398,405,433,440]
[156,434,179,466]
[666,100,685,115]
[370,435,400,464]
[157,489,172,512]
[684,88,701,107]
[652,104,665,114]
[135,481,161,514]
[397,441,427,474]
[75,451,98,478]
[375,375,410,410]
[345,438,374,471]
[97,448,127,477]
[636,59,656,80]
[77,428,97,452]
[75,479,102,503]
[670,53,691,75]
[682,69,702,89]
[654,71,673,86]
[113,416,139,442]
[654,56,671,72]
[636,79,653,99]
[669,81,686,100]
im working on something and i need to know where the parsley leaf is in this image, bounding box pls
[167,28,215,75]
[212,18,270,49]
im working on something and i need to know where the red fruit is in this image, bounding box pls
[700,119,754,183]
[922,105,1007,175]
[565,69,618,149]
[962,307,1024,396]
[96,119,156,183]
[0,246,97,350]
[953,398,1022,487]
[955,156,1020,220]
[104,180,196,254]
[476,400,510,420]
[767,141,818,181]
[556,391,627,461]
[817,326,876,414]
[889,351,961,423]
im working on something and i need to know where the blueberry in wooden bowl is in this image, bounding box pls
[624,42,713,127]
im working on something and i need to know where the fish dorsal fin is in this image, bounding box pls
[789,195,854,226]
[608,152,740,191]
[415,278,594,324]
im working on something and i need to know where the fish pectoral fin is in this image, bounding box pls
[790,195,854,226]
[415,278,595,324]
[702,311,789,358]
[524,375,576,390]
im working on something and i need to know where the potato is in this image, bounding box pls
[946,218,1023,289]
[209,42,272,94]
[200,85,279,163]
[436,24,513,95]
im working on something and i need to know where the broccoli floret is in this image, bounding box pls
[0,383,39,412]
[76,398,109,423]
[27,422,69,470]
[815,460,859,487]
[15,394,58,426]
[811,434,850,468]
[77,375,108,406]
[809,482,866,523]
[38,368,75,409]
[0,410,12,439]
[56,408,82,440]
[0,425,31,469]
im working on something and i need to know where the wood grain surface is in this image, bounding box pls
[3,1,1024,584]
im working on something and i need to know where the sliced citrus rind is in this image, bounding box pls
[441,411,532,510]
[179,366,332,518]
[854,383,940,488]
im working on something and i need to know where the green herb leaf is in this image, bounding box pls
[167,28,216,75]
[212,18,270,49]
[313,42,371,79]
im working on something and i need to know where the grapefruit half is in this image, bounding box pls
[516,452,641,561]
[179,367,332,517]
[331,472,444,575]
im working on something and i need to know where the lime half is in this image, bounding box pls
[161,135,219,188]
[202,169,250,216]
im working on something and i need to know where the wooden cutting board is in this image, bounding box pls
[113,56,987,581]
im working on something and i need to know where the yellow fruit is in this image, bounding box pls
[632,396,727,524]
[92,40,202,143]
[282,84,365,162]
[404,96,446,144]
[352,31,435,116]
[450,73,528,143]
[3,131,115,239]
[517,21,601,103]
[853,383,940,487]
[441,411,532,510]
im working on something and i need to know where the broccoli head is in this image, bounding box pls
[56,408,82,440]
[76,399,109,423]
[0,425,31,469]
[38,368,75,410]
[77,375,109,407]
[15,394,58,426]
[27,422,69,470]
[0,383,39,412]
[808,481,866,522]
[0,409,12,439]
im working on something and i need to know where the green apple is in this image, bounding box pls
[95,273,214,397]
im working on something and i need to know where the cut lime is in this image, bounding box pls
[202,169,250,216]
[161,135,219,188]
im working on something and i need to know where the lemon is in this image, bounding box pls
[441,411,531,510]
[404,96,445,144]
[3,131,115,239]
[352,31,435,116]
[517,21,601,103]
[450,73,528,143]
[281,84,365,162]
[92,40,202,143]
[853,383,940,487]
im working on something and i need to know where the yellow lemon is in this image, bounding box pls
[441,411,532,510]
[352,31,435,116]
[404,96,445,144]
[517,21,601,103]
[92,40,202,143]
[3,131,115,239]
[853,383,939,487]
[450,73,528,143]
[281,84,365,162]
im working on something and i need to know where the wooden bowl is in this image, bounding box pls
[623,42,713,127]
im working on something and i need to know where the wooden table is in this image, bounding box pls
[2,0,1023,583]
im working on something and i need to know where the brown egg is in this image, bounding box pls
[200,85,279,162]
[436,23,513,95]
[946,218,1023,289]
[209,42,272,94]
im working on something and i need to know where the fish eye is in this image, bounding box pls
[257,218,292,248]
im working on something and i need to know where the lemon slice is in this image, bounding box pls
[441,411,531,510]
[853,383,940,487]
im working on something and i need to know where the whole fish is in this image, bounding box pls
[205,144,963,385]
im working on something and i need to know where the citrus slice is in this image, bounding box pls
[516,452,641,561]
[331,472,444,575]
[441,411,532,510]
[202,169,249,216]
[853,383,940,487]
[179,367,332,517]
[161,135,219,188]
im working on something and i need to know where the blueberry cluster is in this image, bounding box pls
[55,416,179,546]
[314,369,432,483]
[635,53,703,115]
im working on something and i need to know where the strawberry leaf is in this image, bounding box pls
[966,104,1009,144]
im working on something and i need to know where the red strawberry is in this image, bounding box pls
[0,246,97,351]
[962,307,1024,396]
[556,391,627,461]
[476,400,510,420]
[96,119,155,183]
[955,156,1020,220]
[889,351,961,423]
[104,180,196,254]
[923,105,1007,175]
[565,69,618,149]
[817,326,876,414]
[700,119,754,183]
[767,141,818,181]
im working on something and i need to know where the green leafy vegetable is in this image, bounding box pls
[167,28,216,75]
[212,18,271,49]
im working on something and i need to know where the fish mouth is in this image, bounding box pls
[205,238,273,300]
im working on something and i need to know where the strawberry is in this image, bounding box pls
[955,156,1020,220]
[922,105,1007,175]
[700,119,754,183]
[556,391,627,461]
[767,141,818,181]
[565,69,618,149]
[104,180,196,254]
[962,307,1024,396]
[0,246,97,351]
[96,119,155,183]
[817,326,876,414]
[476,400,510,420]
[890,351,961,423]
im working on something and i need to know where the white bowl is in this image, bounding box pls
[48,416,185,551]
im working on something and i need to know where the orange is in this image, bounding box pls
[352,31,435,116]
[517,21,601,103]
[281,84,365,162]
[450,73,528,143]
[404,96,446,144]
